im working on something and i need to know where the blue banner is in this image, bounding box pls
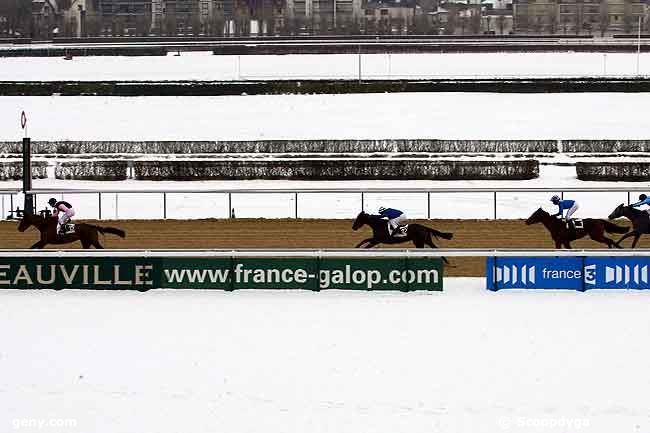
[583,257,650,290]
[487,256,650,291]
[486,257,585,291]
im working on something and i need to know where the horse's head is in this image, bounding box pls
[608,203,625,220]
[525,207,547,225]
[17,212,44,232]
[352,211,368,231]
[17,213,32,232]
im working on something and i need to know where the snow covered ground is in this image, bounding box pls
[2,53,649,433]
[1,51,650,81]
[2,93,650,141]
[0,93,649,219]
[2,277,650,433]
[2,165,649,220]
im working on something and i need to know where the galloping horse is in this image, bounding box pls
[18,212,126,249]
[352,211,453,258]
[526,207,628,249]
[608,204,650,248]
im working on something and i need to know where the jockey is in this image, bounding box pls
[550,195,578,221]
[48,197,75,235]
[631,194,650,214]
[378,206,407,237]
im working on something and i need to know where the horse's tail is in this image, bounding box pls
[427,227,454,240]
[93,225,126,238]
[603,221,629,234]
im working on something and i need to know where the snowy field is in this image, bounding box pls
[2,55,650,433]
[2,278,650,433]
[1,93,650,219]
[2,165,649,220]
[2,93,650,141]
[1,51,650,81]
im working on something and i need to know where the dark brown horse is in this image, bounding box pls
[608,204,650,248]
[526,207,628,249]
[18,212,126,249]
[352,211,453,261]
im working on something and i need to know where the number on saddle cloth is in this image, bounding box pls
[393,225,408,237]
[568,219,583,231]
[61,224,75,235]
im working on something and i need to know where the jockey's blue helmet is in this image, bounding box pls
[550,195,560,203]
[378,206,386,213]
[640,194,647,201]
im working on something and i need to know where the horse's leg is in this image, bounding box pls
[589,230,616,249]
[364,241,378,249]
[631,233,642,248]
[616,230,636,246]
[30,240,46,249]
[554,239,563,249]
[81,239,91,249]
[564,241,572,249]
[414,239,425,248]
[424,236,436,249]
[355,238,373,248]
[424,237,451,264]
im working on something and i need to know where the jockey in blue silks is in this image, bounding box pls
[631,194,650,214]
[550,195,579,220]
[377,206,407,237]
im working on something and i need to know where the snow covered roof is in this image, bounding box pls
[365,0,417,9]
[32,0,58,12]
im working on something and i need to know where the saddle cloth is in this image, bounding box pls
[393,225,408,238]
[567,219,584,231]
[60,223,76,235]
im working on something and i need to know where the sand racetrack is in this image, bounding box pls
[1,218,644,277]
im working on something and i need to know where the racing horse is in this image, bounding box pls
[526,207,628,249]
[17,212,126,249]
[608,204,650,248]
[352,211,453,262]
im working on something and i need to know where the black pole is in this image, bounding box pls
[22,137,33,214]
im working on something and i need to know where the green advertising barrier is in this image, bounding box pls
[0,257,155,290]
[0,256,444,291]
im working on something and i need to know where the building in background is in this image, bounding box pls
[31,0,59,37]
[22,0,650,36]
[361,0,418,34]
[514,0,649,35]
[285,0,362,33]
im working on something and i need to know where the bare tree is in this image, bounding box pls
[470,8,481,34]
[1,0,32,36]
[547,7,557,34]
[496,14,505,34]
[516,7,529,33]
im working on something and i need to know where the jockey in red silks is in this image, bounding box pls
[48,197,75,235]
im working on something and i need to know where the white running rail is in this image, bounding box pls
[3,248,650,258]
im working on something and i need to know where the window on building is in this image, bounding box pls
[365,9,373,14]
[380,9,389,15]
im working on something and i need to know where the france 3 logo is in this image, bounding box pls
[487,257,650,291]
[583,258,650,289]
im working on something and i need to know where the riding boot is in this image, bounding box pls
[56,223,63,236]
